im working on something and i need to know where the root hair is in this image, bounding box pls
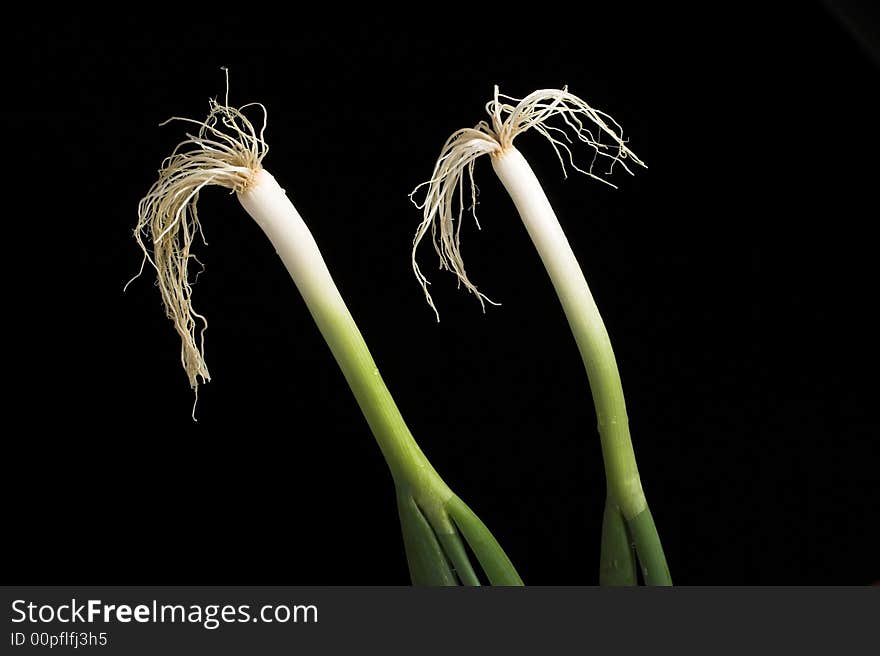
[127,72,268,403]
[411,85,645,318]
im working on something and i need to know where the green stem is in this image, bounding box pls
[323,302,516,585]
[313,295,452,505]
[239,170,451,509]
[491,147,669,582]
[237,171,521,585]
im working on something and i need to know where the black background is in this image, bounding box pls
[4,2,877,585]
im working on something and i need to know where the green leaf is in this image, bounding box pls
[447,495,524,586]
[600,494,638,585]
[396,491,457,586]
[436,529,481,586]
[627,507,672,586]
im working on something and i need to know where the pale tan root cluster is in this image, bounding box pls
[128,81,268,400]
[411,86,646,319]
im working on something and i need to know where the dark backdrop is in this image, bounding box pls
[4,2,877,585]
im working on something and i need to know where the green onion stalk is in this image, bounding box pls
[412,86,670,585]
[128,81,522,586]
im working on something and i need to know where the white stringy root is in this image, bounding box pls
[410,86,646,320]
[128,83,268,393]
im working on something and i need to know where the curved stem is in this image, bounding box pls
[237,169,522,585]
[238,169,450,499]
[491,146,669,581]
